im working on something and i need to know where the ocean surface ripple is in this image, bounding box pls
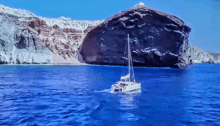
[0,64,219,125]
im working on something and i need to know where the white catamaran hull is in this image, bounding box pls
[111,83,141,92]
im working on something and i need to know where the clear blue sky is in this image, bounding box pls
[0,0,219,52]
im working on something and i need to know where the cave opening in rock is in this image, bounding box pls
[16,36,26,49]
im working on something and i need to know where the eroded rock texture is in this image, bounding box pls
[80,3,191,68]
[27,20,83,59]
[1,3,219,66]
[26,19,102,64]
[188,45,220,63]
[0,14,52,64]
[0,4,103,64]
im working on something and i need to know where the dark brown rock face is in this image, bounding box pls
[80,4,191,68]
[27,20,83,60]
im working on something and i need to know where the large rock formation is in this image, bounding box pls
[188,45,220,63]
[27,20,81,60]
[0,3,219,66]
[26,18,103,64]
[0,13,52,64]
[0,4,103,64]
[80,3,191,68]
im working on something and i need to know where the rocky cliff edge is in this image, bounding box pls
[0,3,219,66]
[80,3,191,68]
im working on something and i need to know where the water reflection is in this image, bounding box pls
[118,90,141,122]
[118,90,141,108]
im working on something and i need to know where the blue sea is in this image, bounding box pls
[0,64,219,126]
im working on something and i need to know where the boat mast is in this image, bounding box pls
[127,34,136,82]
[128,34,131,83]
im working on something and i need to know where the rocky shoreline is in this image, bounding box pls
[0,3,219,68]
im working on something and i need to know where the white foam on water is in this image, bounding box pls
[95,89,112,93]
[95,88,141,95]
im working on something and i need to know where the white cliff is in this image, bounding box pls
[0,4,103,64]
[188,45,220,63]
[0,4,103,30]
[39,16,103,30]
[0,14,52,64]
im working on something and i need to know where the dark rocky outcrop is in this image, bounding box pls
[80,3,191,68]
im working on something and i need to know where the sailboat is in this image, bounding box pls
[111,34,141,92]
